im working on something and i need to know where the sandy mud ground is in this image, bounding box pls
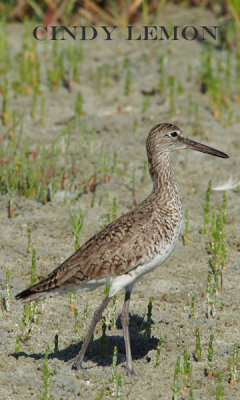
[0,5,240,400]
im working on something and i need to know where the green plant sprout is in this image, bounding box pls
[172,355,181,400]
[75,91,83,116]
[112,151,117,173]
[69,208,84,251]
[144,296,153,338]
[155,337,163,368]
[201,180,212,234]
[74,308,79,334]
[94,389,105,400]
[207,200,227,294]
[21,300,43,337]
[181,348,192,392]
[195,327,202,361]
[229,343,238,385]
[2,78,10,126]
[124,69,131,95]
[206,271,218,318]
[207,334,214,376]
[190,296,195,319]
[216,370,224,400]
[188,388,194,399]
[40,344,51,400]
[177,81,183,95]
[27,227,32,253]
[31,248,37,285]
[222,192,227,224]
[69,292,75,312]
[109,346,122,399]
[15,334,21,354]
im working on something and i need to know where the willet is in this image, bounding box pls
[16,123,228,374]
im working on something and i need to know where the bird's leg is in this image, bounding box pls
[121,289,135,375]
[69,296,112,370]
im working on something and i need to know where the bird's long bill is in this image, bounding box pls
[184,138,229,158]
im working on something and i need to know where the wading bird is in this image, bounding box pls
[16,123,228,375]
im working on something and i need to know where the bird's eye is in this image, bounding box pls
[170,131,178,137]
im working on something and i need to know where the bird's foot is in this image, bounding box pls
[125,365,138,377]
[67,356,85,371]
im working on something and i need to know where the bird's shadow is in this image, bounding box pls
[10,314,160,368]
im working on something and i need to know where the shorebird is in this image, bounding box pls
[16,123,228,374]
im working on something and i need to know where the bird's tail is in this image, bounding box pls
[15,270,61,303]
[15,285,58,302]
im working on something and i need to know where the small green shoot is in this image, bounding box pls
[201,180,212,234]
[124,69,131,95]
[172,355,181,400]
[195,327,202,362]
[206,271,217,318]
[181,348,192,392]
[40,344,51,400]
[229,343,238,385]
[216,370,223,400]
[207,334,214,376]
[142,93,151,114]
[69,208,84,251]
[190,296,195,319]
[74,308,79,334]
[109,346,122,399]
[27,227,32,253]
[155,337,163,368]
[75,91,83,116]
[31,248,37,285]
[15,334,21,353]
[189,388,194,399]
[2,78,10,126]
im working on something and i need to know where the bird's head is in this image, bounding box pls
[146,123,229,159]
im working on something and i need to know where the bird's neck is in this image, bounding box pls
[148,152,180,198]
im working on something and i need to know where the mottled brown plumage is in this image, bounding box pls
[15,123,228,374]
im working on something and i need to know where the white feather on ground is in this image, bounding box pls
[212,177,240,191]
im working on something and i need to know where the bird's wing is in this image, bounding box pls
[19,206,160,298]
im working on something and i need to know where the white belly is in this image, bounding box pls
[109,220,182,297]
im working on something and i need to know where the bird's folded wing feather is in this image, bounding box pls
[26,206,165,293]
